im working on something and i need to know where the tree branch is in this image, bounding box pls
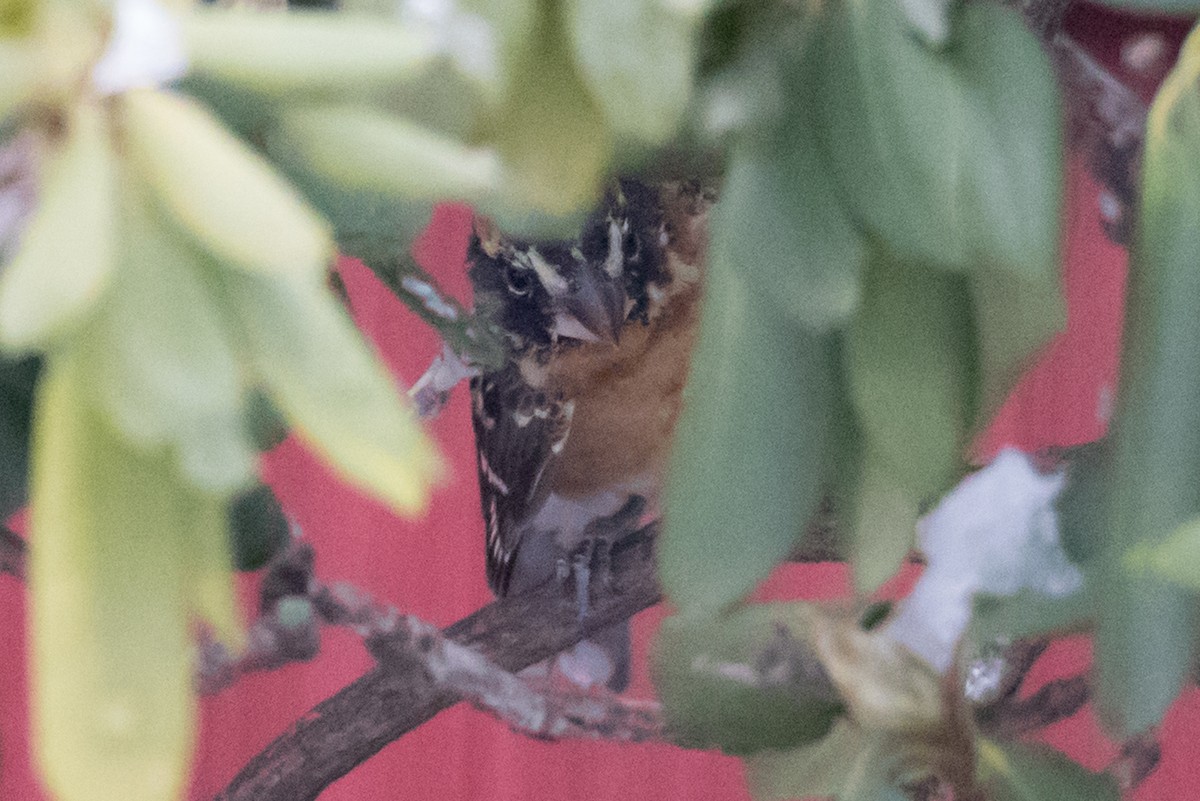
[213,523,685,801]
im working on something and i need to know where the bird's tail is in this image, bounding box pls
[553,619,632,692]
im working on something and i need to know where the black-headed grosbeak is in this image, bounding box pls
[467,180,711,690]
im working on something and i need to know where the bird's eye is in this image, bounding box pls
[623,229,640,262]
[504,264,533,296]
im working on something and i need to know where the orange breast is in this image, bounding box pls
[545,285,702,498]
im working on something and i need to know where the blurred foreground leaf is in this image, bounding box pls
[653,603,842,754]
[30,351,200,801]
[1094,22,1200,736]
[662,237,834,613]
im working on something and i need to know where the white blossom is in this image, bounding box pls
[92,0,188,96]
[885,448,1083,673]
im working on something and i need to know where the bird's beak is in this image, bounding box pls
[554,272,625,344]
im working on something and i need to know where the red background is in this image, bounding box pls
[3,5,1200,799]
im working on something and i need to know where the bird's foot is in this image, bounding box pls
[555,495,647,621]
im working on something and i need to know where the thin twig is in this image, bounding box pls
[1015,0,1150,245]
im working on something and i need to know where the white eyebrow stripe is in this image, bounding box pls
[604,218,623,278]
[526,248,570,296]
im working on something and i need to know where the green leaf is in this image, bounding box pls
[481,1,611,215]
[1056,440,1113,565]
[180,488,242,649]
[0,100,116,351]
[662,243,835,614]
[897,0,955,47]
[219,271,443,516]
[970,586,1093,644]
[818,0,964,268]
[977,740,1120,801]
[228,483,289,571]
[1094,22,1200,736]
[848,443,918,594]
[563,0,701,143]
[652,604,843,755]
[952,3,1062,283]
[969,267,1064,428]
[844,256,976,500]
[746,720,909,801]
[1129,514,1200,591]
[818,1,1060,278]
[0,38,36,123]
[183,9,439,97]
[29,348,194,801]
[121,88,333,282]
[270,104,503,202]
[715,125,865,331]
[82,175,254,494]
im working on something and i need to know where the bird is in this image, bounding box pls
[466,179,712,691]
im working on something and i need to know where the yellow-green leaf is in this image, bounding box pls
[850,444,918,594]
[746,720,908,801]
[1128,516,1200,591]
[221,271,442,515]
[0,37,36,122]
[483,1,611,215]
[180,488,243,649]
[29,348,194,801]
[121,88,333,281]
[563,0,699,143]
[272,104,503,201]
[184,9,438,96]
[0,100,116,350]
[83,174,253,493]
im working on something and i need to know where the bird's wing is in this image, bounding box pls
[470,367,573,596]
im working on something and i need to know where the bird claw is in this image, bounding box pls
[556,495,647,621]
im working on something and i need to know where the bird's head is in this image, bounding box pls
[468,210,631,350]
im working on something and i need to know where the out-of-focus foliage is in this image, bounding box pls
[1088,22,1200,737]
[1,0,1197,799]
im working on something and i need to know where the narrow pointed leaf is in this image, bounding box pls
[184,10,438,96]
[272,104,503,201]
[221,271,442,515]
[563,0,700,143]
[0,101,116,350]
[662,239,834,613]
[121,88,333,281]
[180,488,243,649]
[29,349,194,801]
[844,257,976,500]
[83,175,253,492]
[1095,23,1200,736]
[484,1,610,215]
